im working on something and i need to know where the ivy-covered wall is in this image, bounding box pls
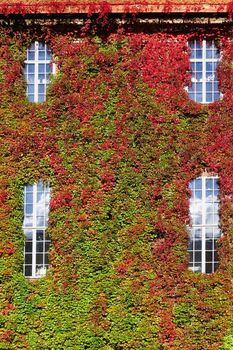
[0,19,233,349]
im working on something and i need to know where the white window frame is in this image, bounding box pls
[24,41,55,103]
[23,182,50,278]
[188,175,220,274]
[188,39,221,104]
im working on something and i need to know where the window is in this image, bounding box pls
[188,176,220,273]
[188,40,220,103]
[24,41,53,102]
[23,182,50,278]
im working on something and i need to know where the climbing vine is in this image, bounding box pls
[0,13,232,350]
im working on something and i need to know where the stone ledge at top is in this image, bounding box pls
[0,0,231,15]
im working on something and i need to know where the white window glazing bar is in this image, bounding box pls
[188,176,220,274]
[23,182,50,278]
[188,40,220,104]
[24,41,54,103]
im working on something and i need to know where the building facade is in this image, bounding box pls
[0,1,233,349]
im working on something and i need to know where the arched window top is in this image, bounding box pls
[23,182,50,278]
[188,175,220,274]
[188,39,221,104]
[24,41,54,103]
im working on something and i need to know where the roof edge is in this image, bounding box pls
[0,2,232,15]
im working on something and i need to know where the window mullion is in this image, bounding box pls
[32,184,37,278]
[201,178,206,273]
[202,40,206,104]
[35,42,39,102]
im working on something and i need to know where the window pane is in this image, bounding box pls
[23,182,50,278]
[26,204,33,214]
[206,240,213,250]
[36,230,44,240]
[27,75,35,83]
[25,242,32,253]
[36,242,43,253]
[188,176,220,274]
[195,240,201,250]
[28,95,35,102]
[206,263,213,274]
[25,41,52,103]
[24,265,32,277]
[188,40,220,103]
[25,254,32,264]
[28,64,35,73]
[28,51,35,60]
[36,254,43,264]
[38,85,45,94]
[39,51,45,60]
[38,95,45,103]
[25,230,33,241]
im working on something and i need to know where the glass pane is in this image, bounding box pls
[46,64,51,73]
[206,94,213,103]
[213,228,220,238]
[38,42,45,49]
[196,50,202,58]
[206,228,213,239]
[46,50,51,60]
[28,64,35,73]
[27,74,35,83]
[188,240,193,250]
[36,254,43,264]
[38,95,45,103]
[25,242,32,253]
[26,185,33,192]
[29,42,35,50]
[38,74,45,83]
[194,190,202,199]
[206,50,213,59]
[206,83,213,92]
[37,216,44,226]
[38,85,45,94]
[194,263,201,272]
[214,93,220,100]
[206,62,213,71]
[194,228,202,239]
[206,251,212,262]
[205,240,213,250]
[195,251,201,262]
[36,230,44,240]
[39,64,45,73]
[24,216,33,227]
[28,95,35,102]
[196,83,202,92]
[196,62,202,71]
[28,85,35,94]
[45,254,49,265]
[39,51,45,60]
[26,192,33,203]
[28,51,35,60]
[36,265,46,277]
[25,230,33,241]
[214,251,219,261]
[26,204,33,214]
[194,240,201,250]
[36,242,43,253]
[37,182,43,191]
[25,254,32,264]
[45,242,50,252]
[206,263,213,274]
[24,265,32,277]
